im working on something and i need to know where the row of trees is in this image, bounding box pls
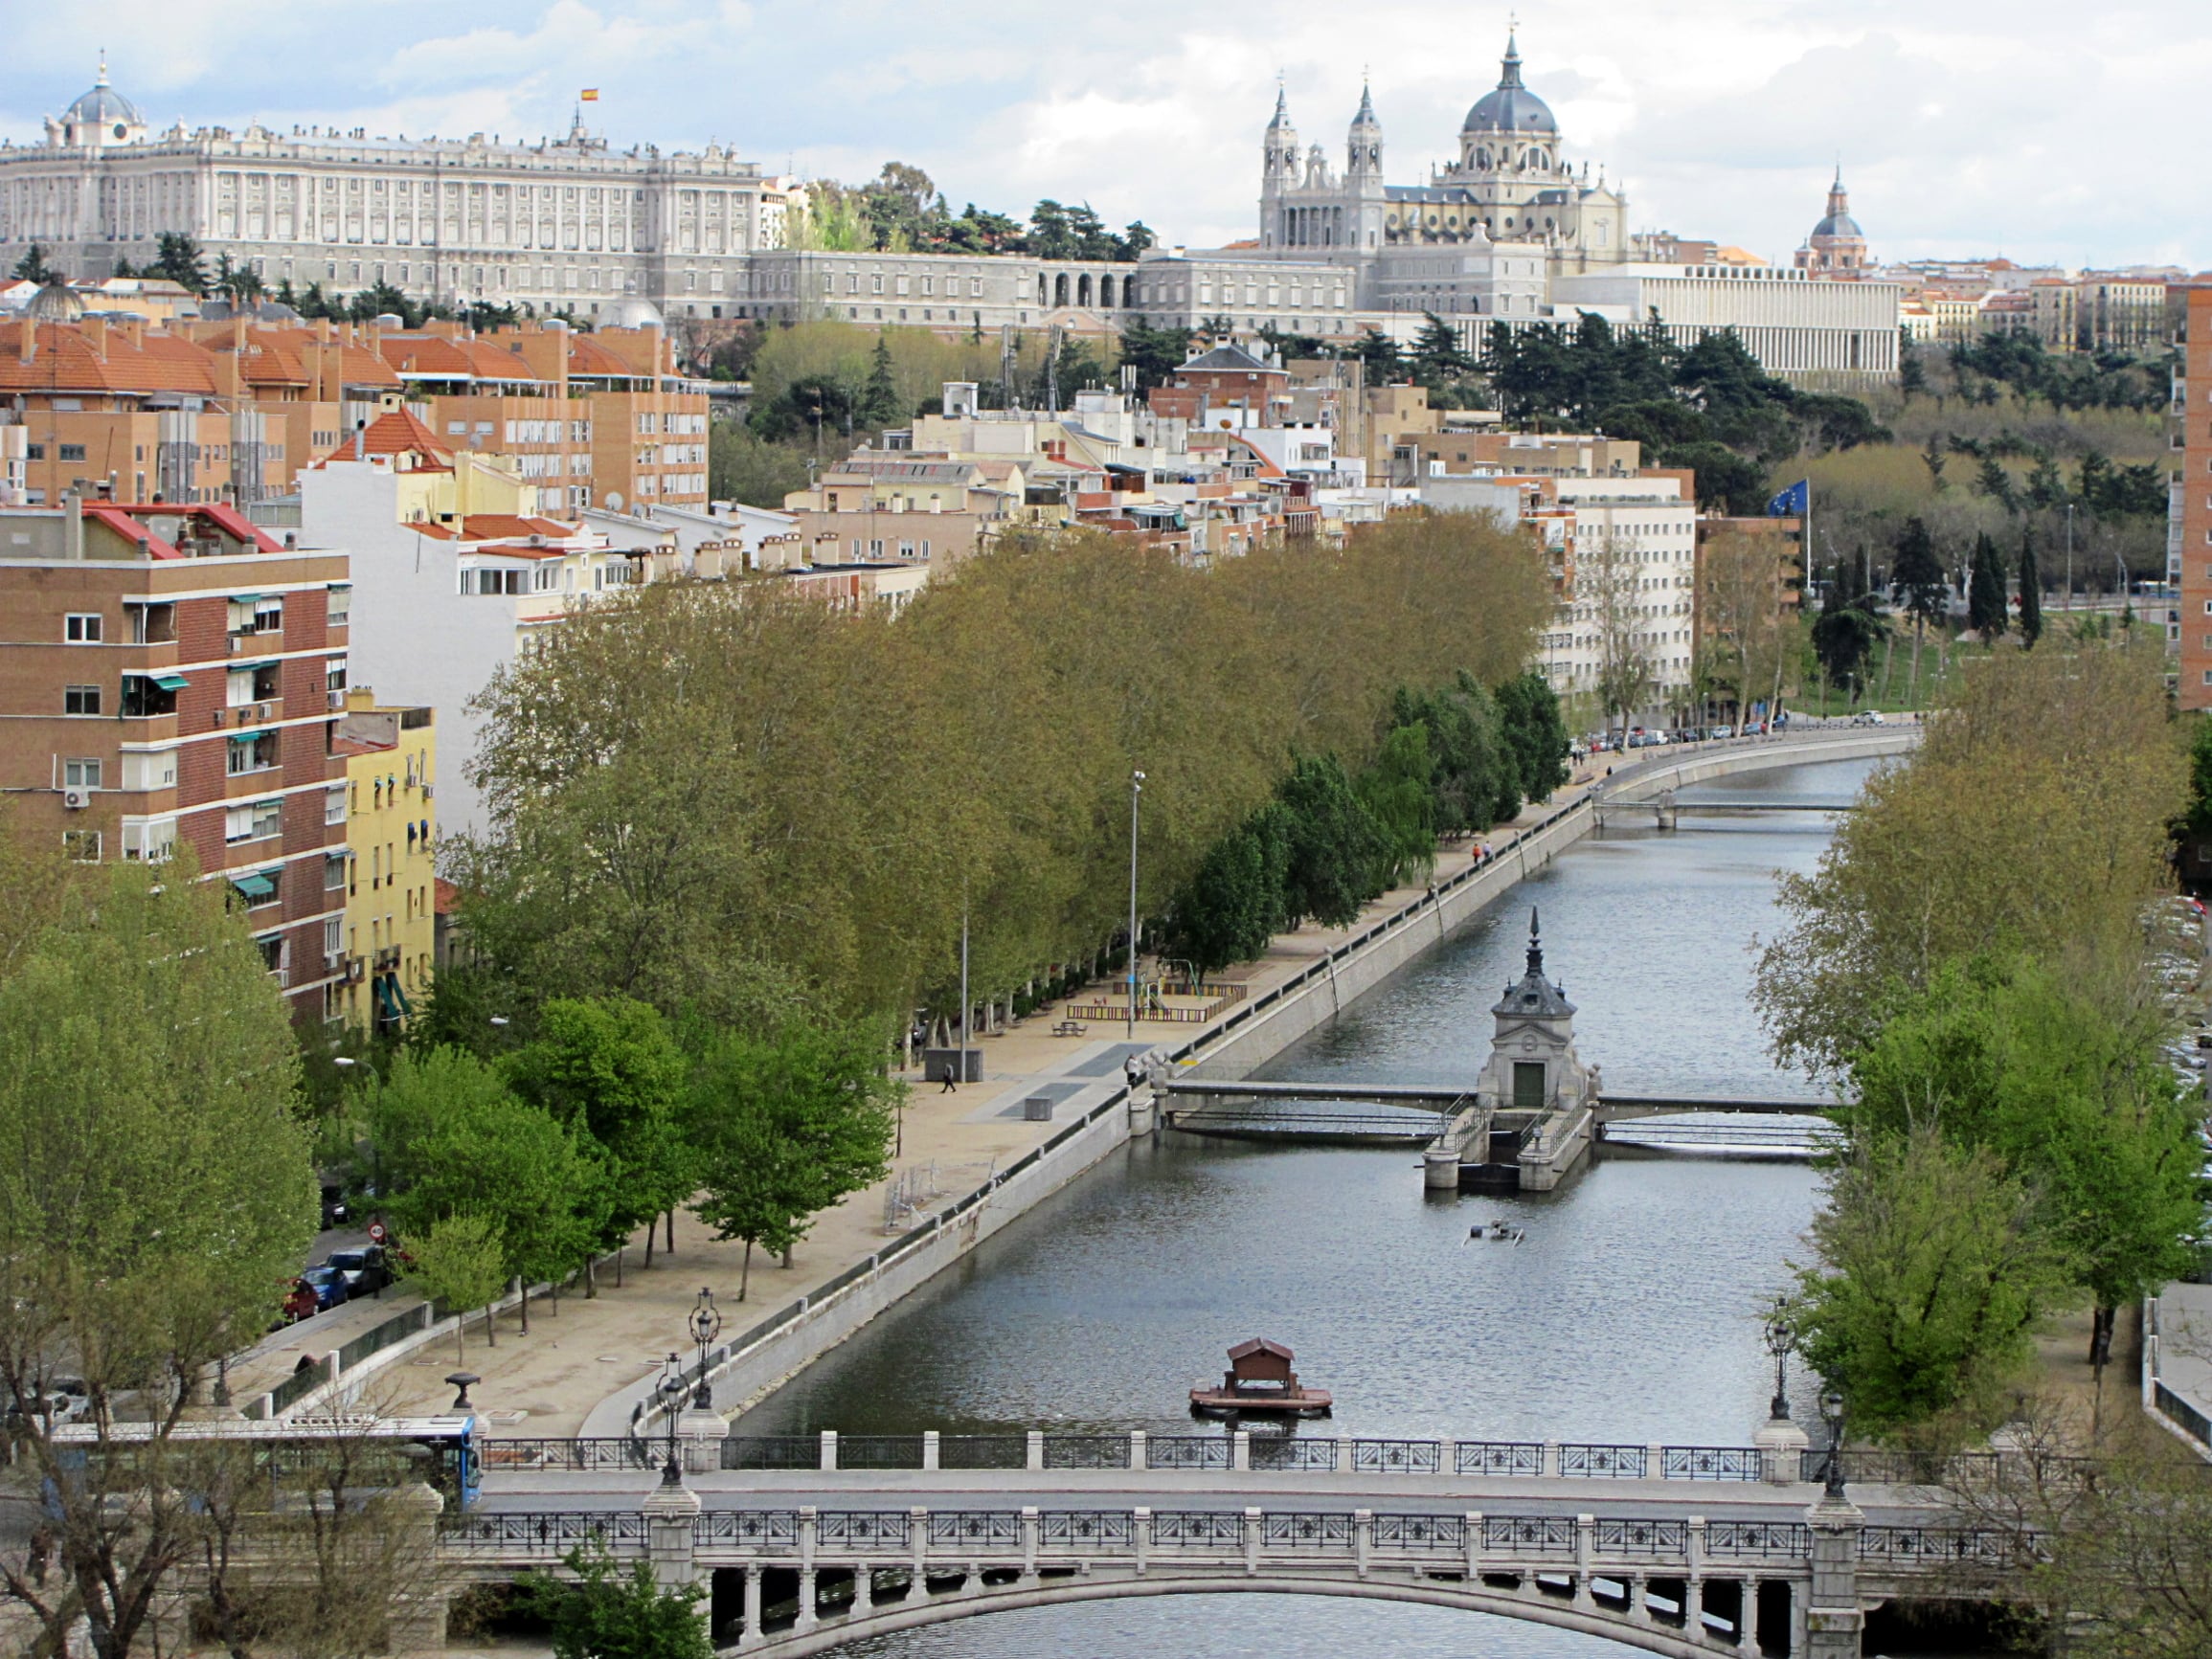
[1757,641,2197,1437]
[791,162,1153,261]
[451,517,1555,1036]
[1165,674,1569,975]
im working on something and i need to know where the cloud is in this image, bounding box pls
[0,0,2201,271]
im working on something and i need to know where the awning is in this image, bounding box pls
[151,673,191,691]
[230,594,266,605]
[373,976,405,1020]
[230,872,276,900]
[227,731,263,746]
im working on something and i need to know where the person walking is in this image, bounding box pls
[939,1061,958,1094]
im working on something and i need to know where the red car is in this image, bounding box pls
[281,1279,320,1324]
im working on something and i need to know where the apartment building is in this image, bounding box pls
[331,690,436,1034]
[2178,288,2212,711]
[0,494,350,1020]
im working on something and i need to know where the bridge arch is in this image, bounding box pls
[722,1571,1749,1658]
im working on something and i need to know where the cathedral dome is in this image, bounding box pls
[1811,211,1862,239]
[1463,34,1556,135]
[63,61,143,132]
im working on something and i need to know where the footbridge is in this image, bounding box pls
[448,1428,2028,1659]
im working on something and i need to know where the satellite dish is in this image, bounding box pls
[605,491,624,511]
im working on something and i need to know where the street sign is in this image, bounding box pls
[367,1222,387,1244]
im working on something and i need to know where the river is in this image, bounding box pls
[741,755,1881,1658]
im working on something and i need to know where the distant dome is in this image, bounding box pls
[1463,34,1556,135]
[63,57,143,134]
[604,295,665,329]
[28,281,84,323]
[1812,213,1862,239]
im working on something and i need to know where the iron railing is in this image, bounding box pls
[1456,1440,1544,1476]
[1351,1438,1441,1474]
[444,1512,647,1551]
[1252,1438,1339,1472]
[1704,1521,1810,1559]
[1151,1511,1245,1549]
[1661,1446,1763,1482]
[1262,1513,1355,1550]
[1561,1444,1646,1479]
[1146,1436,1231,1471]
[1043,1435,1129,1470]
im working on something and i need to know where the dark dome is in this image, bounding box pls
[1812,213,1862,239]
[63,65,142,131]
[1464,35,1556,135]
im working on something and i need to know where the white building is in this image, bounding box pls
[0,61,776,321]
[1550,263,1902,377]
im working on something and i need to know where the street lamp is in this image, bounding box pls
[1761,1294,1797,1422]
[2064,502,2075,610]
[1126,770,1145,1040]
[688,1287,722,1411]
[1819,1389,1848,1499]
[654,1352,688,1486]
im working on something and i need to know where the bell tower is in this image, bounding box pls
[1259,83,1300,251]
[1345,82,1386,253]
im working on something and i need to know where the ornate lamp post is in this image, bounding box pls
[654,1353,689,1486]
[688,1287,723,1411]
[1762,1294,1797,1422]
[1819,1388,1848,1499]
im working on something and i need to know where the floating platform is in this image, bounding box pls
[1190,1337,1333,1418]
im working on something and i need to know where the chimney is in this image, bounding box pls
[18,318,34,365]
[62,488,83,561]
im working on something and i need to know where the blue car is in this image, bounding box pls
[298,1265,350,1312]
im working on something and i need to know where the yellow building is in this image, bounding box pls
[331,689,436,1035]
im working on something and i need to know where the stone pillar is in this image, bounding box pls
[1021,1507,1040,1587]
[386,1481,449,1655]
[852,1565,873,1615]
[1803,1493,1865,1659]
[642,1480,703,1589]
[922,1429,940,1471]
[1133,1506,1151,1577]
[677,1406,728,1475]
[1735,1580,1758,1652]
[911,1507,930,1585]
[1543,1440,1560,1477]
[1129,1429,1147,1470]
[1026,1430,1045,1471]
[1572,1514,1595,1610]
[795,1507,819,1632]
[738,1564,762,1650]
[1354,1509,1373,1580]
[1645,1444,1662,1480]
[1335,1439,1354,1474]
[820,1429,839,1471]
[1243,1507,1262,1576]
[1628,1575,1647,1622]
[1231,1430,1251,1471]
[1464,1511,1483,1581]
[1755,1416,1811,1486]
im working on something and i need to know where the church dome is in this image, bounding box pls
[1463,34,1556,135]
[63,58,143,132]
[1812,212,1862,240]
[28,280,85,323]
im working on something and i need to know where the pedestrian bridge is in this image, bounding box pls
[450,1430,2034,1658]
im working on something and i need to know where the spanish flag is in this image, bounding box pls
[580,88,599,101]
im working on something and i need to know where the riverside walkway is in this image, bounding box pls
[441,1422,2017,1659]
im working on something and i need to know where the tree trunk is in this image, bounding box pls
[485,1302,496,1348]
[616,1244,624,1289]
[643,1220,655,1267]
[2088,1303,2116,1370]
[584,1254,597,1299]
[781,1245,793,1270]
[739,1238,753,1302]
[456,1320,466,1366]
[519,1281,530,1335]
[666,1210,676,1255]
[1907,622,1923,706]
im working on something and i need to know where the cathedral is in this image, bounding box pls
[1257,32,1629,280]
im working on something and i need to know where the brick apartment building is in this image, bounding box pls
[0,493,351,1020]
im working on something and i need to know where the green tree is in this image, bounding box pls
[1356,721,1436,887]
[1973,455,2018,514]
[10,244,57,283]
[1411,311,1474,381]
[687,1019,899,1298]
[1494,670,1570,806]
[1898,333,1927,397]
[1164,805,1289,977]
[149,232,210,295]
[2016,527,2043,648]
[1967,530,2007,640]
[707,422,811,508]
[1890,516,1949,700]
[522,1542,712,1659]
[0,855,316,1659]
[506,998,694,1272]
[1274,753,1387,927]
[1392,678,1512,832]
[1794,1127,2067,1438]
[858,333,903,429]
[403,1212,508,1363]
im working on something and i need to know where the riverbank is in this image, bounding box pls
[323,729,1911,1437]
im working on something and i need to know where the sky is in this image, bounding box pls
[1,0,2202,272]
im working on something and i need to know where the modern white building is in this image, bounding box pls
[1550,264,1903,377]
[0,61,779,321]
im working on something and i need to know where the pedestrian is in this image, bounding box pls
[938,1062,958,1094]
[27,1521,50,1586]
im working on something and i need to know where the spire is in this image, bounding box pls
[1500,24,1524,89]
[1352,79,1378,128]
[1268,78,1294,133]
[1525,907,1544,976]
[96,49,108,87]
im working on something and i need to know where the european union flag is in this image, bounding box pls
[1767,479,1810,517]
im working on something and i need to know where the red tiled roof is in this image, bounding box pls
[376,333,538,383]
[434,878,462,915]
[459,513,581,542]
[0,323,219,397]
[78,502,284,559]
[316,407,454,467]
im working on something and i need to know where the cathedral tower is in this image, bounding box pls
[1259,85,1300,250]
[1346,82,1386,253]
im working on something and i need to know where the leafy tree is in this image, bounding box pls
[0,854,316,1659]
[404,1212,508,1362]
[1356,721,1436,887]
[1811,594,1884,704]
[2016,527,2043,648]
[1494,670,1569,805]
[1275,753,1386,927]
[1967,530,2008,640]
[10,244,56,283]
[1392,677,1513,832]
[1890,515,1949,699]
[506,998,693,1269]
[1973,455,2018,514]
[1897,333,1927,397]
[858,333,903,429]
[1794,1127,2066,1438]
[149,232,209,295]
[1164,805,1290,976]
[1921,436,1949,491]
[1411,311,1474,381]
[1666,441,1765,514]
[687,1019,899,1298]
[1117,322,1194,391]
[707,421,811,508]
[523,1542,712,1659]
[1350,327,1402,370]
[1846,955,2201,1373]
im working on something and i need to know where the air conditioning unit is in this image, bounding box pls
[61,786,91,811]
[257,703,272,722]
[327,689,345,711]
[229,635,247,655]
[212,709,227,729]
[420,782,434,800]
[346,955,367,984]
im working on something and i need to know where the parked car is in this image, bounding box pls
[326,1244,393,1299]
[320,1184,350,1230]
[298,1265,350,1312]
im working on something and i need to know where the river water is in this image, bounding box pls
[743,756,1881,1659]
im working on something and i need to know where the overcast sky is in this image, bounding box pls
[2,0,2201,272]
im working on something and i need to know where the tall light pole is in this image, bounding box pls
[2065,502,2075,610]
[1126,770,1144,1039]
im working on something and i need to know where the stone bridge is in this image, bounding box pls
[448,1431,2023,1658]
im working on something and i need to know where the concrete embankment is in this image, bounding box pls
[585,729,1917,1436]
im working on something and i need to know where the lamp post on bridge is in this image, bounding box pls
[1751,1292,1811,1485]
[1818,1388,1849,1501]
[1763,1294,1797,1421]
[688,1287,722,1411]
[653,1353,688,1486]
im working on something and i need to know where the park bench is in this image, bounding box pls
[1050,1019,1088,1038]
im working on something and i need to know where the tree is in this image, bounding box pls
[1355,721,1436,888]
[1164,806,1289,977]
[858,333,903,429]
[1847,955,2201,1374]
[1696,531,1794,718]
[1973,455,2018,515]
[522,1541,712,1659]
[403,1213,508,1362]
[707,421,811,508]
[1967,530,2008,641]
[1891,516,1949,702]
[1794,1127,2067,1439]
[1493,670,1570,805]
[506,998,693,1271]
[1394,677,1514,832]
[687,1018,899,1297]
[1411,311,1474,381]
[1579,531,1659,732]
[0,854,316,1659]
[1898,333,1927,397]
[2016,528,2043,648]
[10,243,56,283]
[1275,753,1387,928]
[149,232,209,295]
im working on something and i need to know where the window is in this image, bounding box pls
[57,444,86,463]
[327,585,351,627]
[62,758,101,790]
[227,731,278,774]
[327,656,348,694]
[62,829,102,863]
[64,684,101,716]
[120,750,176,792]
[121,818,175,862]
[224,799,283,843]
[229,661,281,706]
[324,916,344,958]
[64,613,102,643]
